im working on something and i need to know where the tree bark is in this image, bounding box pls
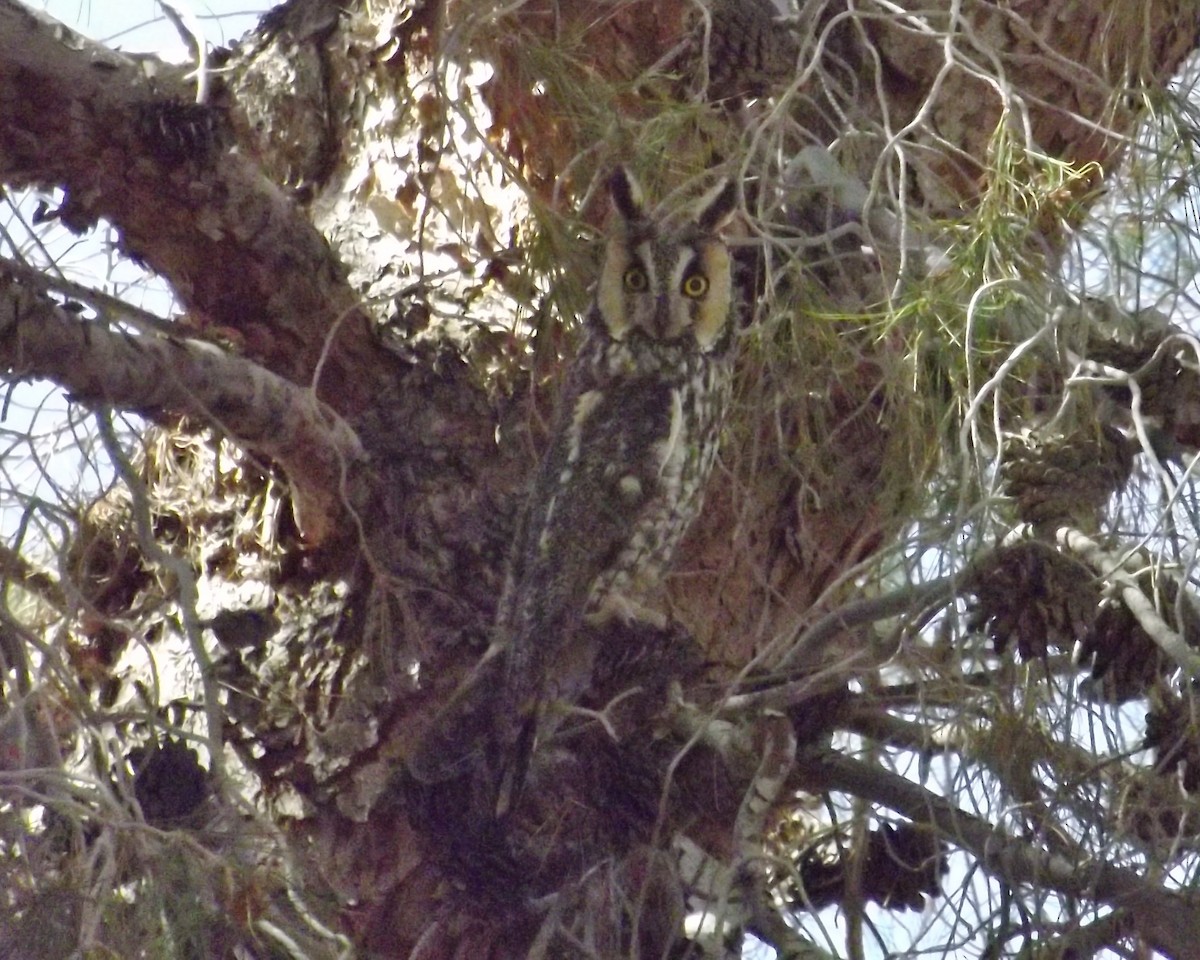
[0,0,1197,957]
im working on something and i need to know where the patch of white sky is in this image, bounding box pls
[43,0,262,54]
[1067,54,1200,322]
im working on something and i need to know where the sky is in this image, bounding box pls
[40,0,264,56]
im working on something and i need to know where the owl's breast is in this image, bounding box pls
[586,351,732,606]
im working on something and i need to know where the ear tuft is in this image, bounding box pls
[609,167,646,222]
[696,179,737,232]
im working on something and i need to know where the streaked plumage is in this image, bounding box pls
[406,170,738,818]
[694,0,800,101]
[489,169,738,810]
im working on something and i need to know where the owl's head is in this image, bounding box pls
[595,168,737,351]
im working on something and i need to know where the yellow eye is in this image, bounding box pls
[623,266,649,292]
[682,273,709,298]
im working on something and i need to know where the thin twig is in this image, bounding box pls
[1060,527,1200,678]
[156,0,208,104]
[775,575,958,671]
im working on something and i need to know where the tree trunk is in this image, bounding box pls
[0,0,1197,957]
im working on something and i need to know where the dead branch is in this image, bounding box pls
[796,749,1200,960]
[0,0,388,416]
[0,267,371,543]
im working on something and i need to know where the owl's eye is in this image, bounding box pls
[681,273,709,298]
[623,266,649,292]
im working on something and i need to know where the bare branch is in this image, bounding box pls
[155,0,208,103]
[1060,528,1200,678]
[796,750,1200,960]
[773,575,958,673]
[0,268,370,543]
[0,253,179,338]
[0,0,388,415]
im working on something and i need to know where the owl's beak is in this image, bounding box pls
[651,295,673,338]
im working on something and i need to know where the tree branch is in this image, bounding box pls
[795,750,1200,960]
[0,0,388,417]
[771,575,957,674]
[1060,528,1200,678]
[0,267,370,544]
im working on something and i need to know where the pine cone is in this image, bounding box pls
[1002,426,1134,531]
[689,0,800,101]
[965,540,1100,660]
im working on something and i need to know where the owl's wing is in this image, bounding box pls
[405,371,688,815]
[503,376,679,676]
[489,374,683,808]
[516,377,678,586]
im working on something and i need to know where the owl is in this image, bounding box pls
[405,169,738,817]
[487,169,739,809]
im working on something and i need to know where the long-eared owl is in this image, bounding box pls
[405,170,738,815]
[486,168,739,807]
